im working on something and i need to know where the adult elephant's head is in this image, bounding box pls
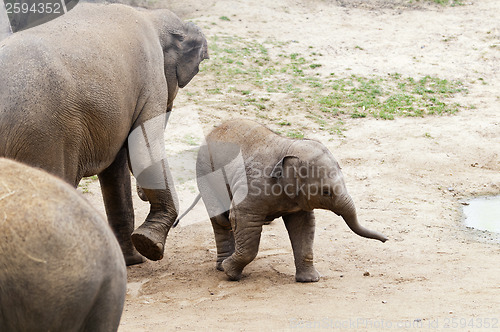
[151,10,209,111]
[271,140,388,243]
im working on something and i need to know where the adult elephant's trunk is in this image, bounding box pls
[335,194,388,243]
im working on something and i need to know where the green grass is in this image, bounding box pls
[193,34,470,135]
[182,134,199,146]
[78,175,98,194]
[286,130,305,139]
[413,0,464,6]
[315,74,465,119]
[432,0,464,6]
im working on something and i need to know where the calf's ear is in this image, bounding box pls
[270,155,299,179]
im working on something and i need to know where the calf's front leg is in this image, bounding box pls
[283,211,320,282]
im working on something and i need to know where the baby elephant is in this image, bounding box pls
[193,119,387,282]
[0,158,127,332]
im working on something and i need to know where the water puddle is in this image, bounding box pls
[463,196,500,233]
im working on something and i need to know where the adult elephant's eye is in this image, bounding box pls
[322,188,332,197]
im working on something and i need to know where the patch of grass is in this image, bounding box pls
[78,175,98,194]
[195,34,470,135]
[286,130,304,139]
[254,103,266,110]
[207,88,223,94]
[182,134,199,146]
[316,74,466,119]
[413,0,464,6]
[219,16,230,21]
[351,111,367,118]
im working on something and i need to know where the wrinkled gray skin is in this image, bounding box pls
[196,119,388,282]
[0,158,126,332]
[0,3,208,265]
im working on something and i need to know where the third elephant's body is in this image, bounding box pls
[0,158,126,332]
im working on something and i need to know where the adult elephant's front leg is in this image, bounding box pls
[98,147,144,266]
[131,159,179,261]
[283,211,320,282]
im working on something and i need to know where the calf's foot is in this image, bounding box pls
[295,266,320,283]
[221,257,244,281]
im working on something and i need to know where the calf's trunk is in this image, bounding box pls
[335,194,388,243]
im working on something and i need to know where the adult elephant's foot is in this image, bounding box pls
[116,235,145,266]
[295,266,320,283]
[125,250,146,266]
[131,221,168,261]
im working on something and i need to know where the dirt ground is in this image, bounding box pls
[78,0,500,330]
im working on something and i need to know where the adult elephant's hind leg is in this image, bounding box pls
[99,147,144,266]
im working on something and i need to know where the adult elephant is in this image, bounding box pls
[0,3,209,265]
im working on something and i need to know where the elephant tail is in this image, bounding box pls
[173,193,202,228]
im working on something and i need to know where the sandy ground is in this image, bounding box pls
[77,0,500,330]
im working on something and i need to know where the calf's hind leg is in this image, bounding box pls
[210,213,235,271]
[221,212,263,281]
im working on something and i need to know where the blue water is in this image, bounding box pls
[463,196,500,233]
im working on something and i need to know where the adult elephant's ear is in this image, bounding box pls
[153,10,208,110]
[176,21,209,88]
